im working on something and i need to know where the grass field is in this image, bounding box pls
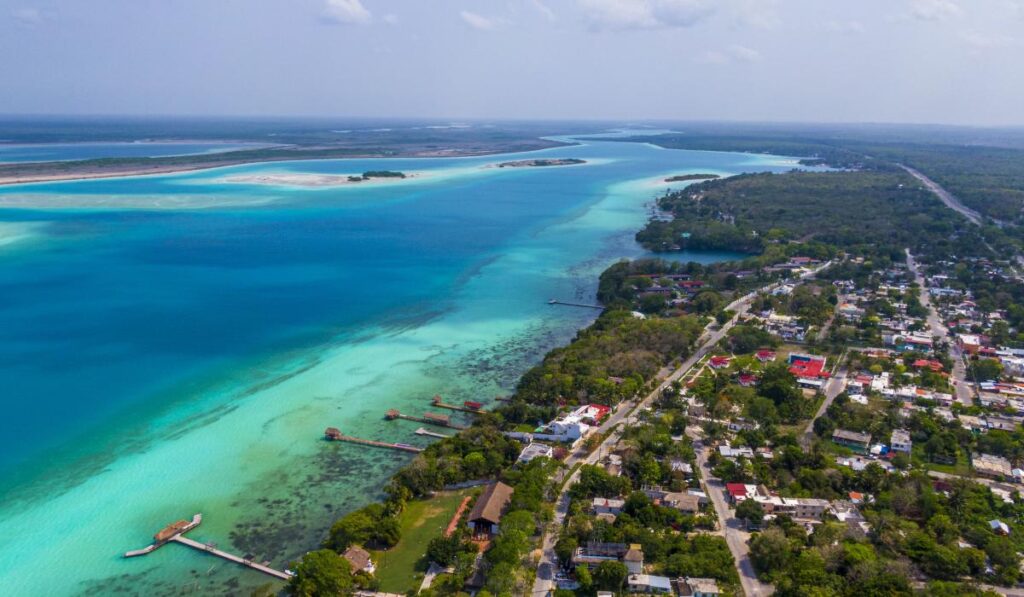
[370,488,476,593]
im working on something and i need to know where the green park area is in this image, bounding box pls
[371,488,475,593]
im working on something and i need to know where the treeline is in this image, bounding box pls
[500,310,705,424]
[639,171,969,257]
[599,133,881,170]
[617,129,1024,243]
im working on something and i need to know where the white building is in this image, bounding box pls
[890,429,912,454]
[627,574,673,594]
[518,442,554,463]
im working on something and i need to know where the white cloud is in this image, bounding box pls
[729,0,781,29]
[382,13,399,25]
[908,0,962,21]
[460,10,502,30]
[695,44,761,64]
[322,0,372,25]
[12,7,44,27]
[728,44,761,62]
[530,0,557,21]
[578,0,717,31]
[959,30,1018,48]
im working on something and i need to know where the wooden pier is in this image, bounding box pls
[324,427,424,453]
[385,409,466,430]
[173,535,292,581]
[124,513,293,581]
[548,299,604,311]
[415,427,452,439]
[431,395,486,414]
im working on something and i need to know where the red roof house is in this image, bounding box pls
[725,483,751,503]
[709,356,732,369]
[788,354,829,379]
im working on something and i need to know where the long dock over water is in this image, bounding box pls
[385,409,467,430]
[124,513,293,581]
[548,299,604,310]
[324,427,424,453]
[172,536,292,581]
[431,395,486,414]
[415,427,452,439]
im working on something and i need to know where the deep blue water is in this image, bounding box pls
[0,132,817,594]
[0,139,802,477]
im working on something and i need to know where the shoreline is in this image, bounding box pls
[0,141,575,187]
[0,144,803,594]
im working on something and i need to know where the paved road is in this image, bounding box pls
[926,469,1021,494]
[688,429,773,597]
[901,165,983,226]
[531,312,747,596]
[906,250,974,406]
[531,263,833,596]
[802,362,848,447]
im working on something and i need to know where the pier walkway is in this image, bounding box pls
[385,409,466,430]
[325,427,424,453]
[172,535,292,581]
[124,513,293,582]
[548,299,604,310]
[415,427,451,439]
[430,395,486,414]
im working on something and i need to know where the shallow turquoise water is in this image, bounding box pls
[0,137,799,594]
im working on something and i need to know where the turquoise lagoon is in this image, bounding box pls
[0,137,796,594]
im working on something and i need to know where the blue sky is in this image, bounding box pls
[2,0,1022,125]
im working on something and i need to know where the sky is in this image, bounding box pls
[1,0,1023,125]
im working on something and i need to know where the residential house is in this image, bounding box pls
[627,574,673,594]
[517,442,554,464]
[709,356,731,369]
[661,492,702,514]
[832,429,872,452]
[973,454,1013,480]
[342,546,376,574]
[890,429,912,454]
[467,481,514,537]
[592,497,625,516]
[675,577,721,597]
[573,543,644,575]
[669,459,693,476]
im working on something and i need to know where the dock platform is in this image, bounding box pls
[548,299,604,310]
[430,395,486,414]
[385,409,466,430]
[415,427,451,439]
[124,513,292,581]
[324,427,424,453]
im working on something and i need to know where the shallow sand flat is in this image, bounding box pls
[221,171,427,188]
[0,193,278,210]
[0,221,43,247]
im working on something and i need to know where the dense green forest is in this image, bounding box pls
[638,170,980,258]
[612,130,1024,231]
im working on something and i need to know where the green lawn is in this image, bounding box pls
[370,489,475,593]
[915,445,971,476]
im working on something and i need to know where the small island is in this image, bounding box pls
[222,170,419,187]
[494,158,586,168]
[664,173,720,182]
[347,170,407,182]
